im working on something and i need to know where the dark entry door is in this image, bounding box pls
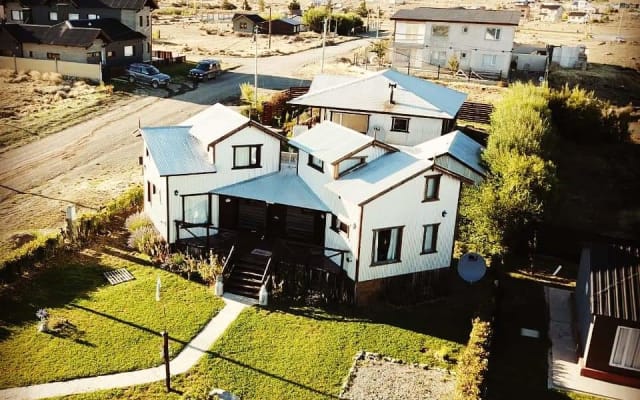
[267,204,287,239]
[219,196,238,230]
[238,199,267,232]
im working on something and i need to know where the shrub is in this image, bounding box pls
[197,251,223,285]
[454,317,493,400]
[127,225,165,256]
[125,212,153,234]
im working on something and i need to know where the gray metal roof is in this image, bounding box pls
[211,172,330,212]
[141,126,216,177]
[180,103,249,146]
[326,130,484,205]
[391,7,521,25]
[289,69,467,119]
[289,121,374,164]
[308,74,354,93]
[589,244,640,322]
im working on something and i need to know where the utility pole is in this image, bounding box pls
[254,25,258,116]
[321,16,327,72]
[376,1,380,39]
[268,6,272,49]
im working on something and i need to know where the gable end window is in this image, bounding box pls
[331,214,350,236]
[422,223,439,254]
[233,145,261,169]
[308,154,324,172]
[610,326,640,371]
[391,117,409,133]
[423,175,441,202]
[485,27,501,41]
[372,226,403,265]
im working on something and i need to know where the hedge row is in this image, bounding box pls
[454,317,493,400]
[0,185,143,282]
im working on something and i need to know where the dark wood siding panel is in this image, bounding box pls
[238,199,266,232]
[286,208,315,243]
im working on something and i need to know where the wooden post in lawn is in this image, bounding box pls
[162,331,171,391]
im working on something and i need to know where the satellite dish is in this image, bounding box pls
[457,252,487,283]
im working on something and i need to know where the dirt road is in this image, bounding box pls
[0,38,369,252]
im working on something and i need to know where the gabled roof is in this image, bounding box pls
[181,103,284,148]
[289,121,378,164]
[18,0,158,10]
[276,16,302,26]
[141,126,216,177]
[391,7,520,26]
[308,74,356,92]
[540,4,563,10]
[325,131,484,205]
[212,172,330,212]
[232,13,266,23]
[289,69,467,119]
[588,244,640,322]
[68,18,146,41]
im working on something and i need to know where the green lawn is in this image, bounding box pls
[53,281,487,400]
[0,242,224,389]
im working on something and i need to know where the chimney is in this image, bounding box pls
[388,82,397,104]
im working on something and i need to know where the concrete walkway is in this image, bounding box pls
[0,293,254,400]
[546,286,640,400]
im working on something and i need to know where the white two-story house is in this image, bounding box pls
[390,7,520,78]
[288,69,467,147]
[141,73,485,305]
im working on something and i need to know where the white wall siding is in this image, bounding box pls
[143,152,168,240]
[367,113,443,146]
[358,172,461,282]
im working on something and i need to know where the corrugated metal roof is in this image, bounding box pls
[289,121,374,164]
[212,172,330,212]
[289,69,467,119]
[391,7,521,25]
[308,75,355,93]
[326,130,484,205]
[141,126,216,176]
[180,103,249,146]
[589,244,640,322]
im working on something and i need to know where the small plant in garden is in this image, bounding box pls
[124,211,153,233]
[36,308,49,332]
[447,55,460,73]
[197,251,223,286]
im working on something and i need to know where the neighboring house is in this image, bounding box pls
[270,16,302,35]
[2,0,156,61]
[513,4,531,21]
[575,244,640,388]
[288,69,467,147]
[390,7,520,77]
[0,19,144,65]
[538,3,564,22]
[141,101,485,304]
[567,11,588,23]
[232,13,265,34]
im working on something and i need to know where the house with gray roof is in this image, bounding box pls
[288,69,467,147]
[390,7,520,78]
[141,102,485,304]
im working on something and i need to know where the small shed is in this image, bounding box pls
[232,13,266,34]
[575,244,640,388]
[567,11,588,23]
[270,16,302,35]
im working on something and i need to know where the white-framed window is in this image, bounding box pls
[391,117,409,133]
[68,13,80,20]
[233,145,261,169]
[308,154,324,172]
[431,25,449,37]
[124,45,134,57]
[331,214,349,236]
[424,175,441,201]
[11,10,23,21]
[183,195,209,224]
[372,226,403,265]
[422,223,439,254]
[482,54,497,67]
[610,326,640,371]
[88,14,99,20]
[49,11,58,21]
[485,27,501,41]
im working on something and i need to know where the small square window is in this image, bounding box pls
[462,26,468,33]
[422,224,439,254]
[107,50,115,58]
[233,145,261,169]
[49,11,58,21]
[124,45,134,57]
[485,27,501,41]
[424,175,441,201]
[11,10,23,21]
[308,154,324,172]
[432,25,449,37]
[391,117,409,132]
[461,52,467,59]
[331,215,350,236]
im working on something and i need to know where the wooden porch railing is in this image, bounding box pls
[221,244,236,279]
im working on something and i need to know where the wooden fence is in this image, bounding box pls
[261,86,310,125]
[458,102,494,125]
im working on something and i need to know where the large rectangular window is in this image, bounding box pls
[183,195,209,224]
[485,27,501,41]
[88,14,99,20]
[372,226,403,265]
[422,223,439,254]
[330,112,369,134]
[233,145,261,169]
[482,54,497,67]
[424,175,441,201]
[431,25,449,37]
[391,117,409,133]
[69,13,80,20]
[610,326,640,371]
[308,154,324,172]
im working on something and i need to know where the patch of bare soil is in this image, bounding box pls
[340,353,455,400]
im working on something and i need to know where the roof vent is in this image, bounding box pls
[388,82,397,104]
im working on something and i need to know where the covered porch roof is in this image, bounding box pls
[211,172,330,212]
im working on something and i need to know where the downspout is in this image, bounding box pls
[354,204,365,302]
[450,181,463,266]
[165,175,170,244]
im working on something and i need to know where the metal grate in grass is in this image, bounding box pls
[103,268,135,285]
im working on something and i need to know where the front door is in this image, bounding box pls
[219,196,238,230]
[267,204,287,240]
